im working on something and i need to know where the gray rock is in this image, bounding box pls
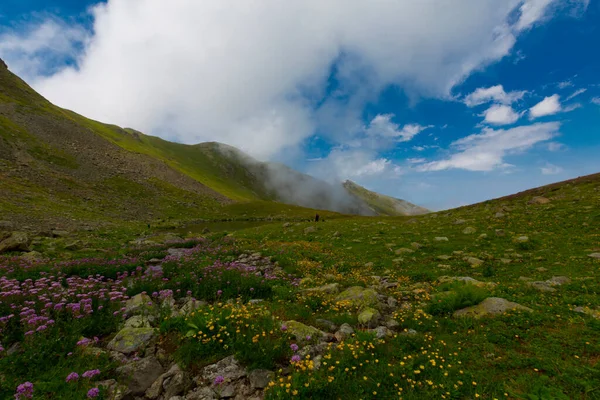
[186,387,218,400]
[547,276,571,286]
[588,253,600,259]
[494,212,505,218]
[529,196,550,204]
[385,319,400,330]
[516,235,529,243]
[371,326,392,339]
[107,327,155,354]
[495,229,505,236]
[248,369,274,389]
[464,257,484,267]
[179,298,207,315]
[0,232,31,253]
[454,297,533,318]
[334,323,354,341]
[202,356,247,383]
[315,319,337,332]
[125,293,153,315]
[399,329,418,336]
[434,237,449,242]
[304,226,317,234]
[123,315,153,329]
[302,283,340,295]
[116,356,163,395]
[528,281,556,292]
[462,227,476,234]
[358,307,381,328]
[387,296,398,308]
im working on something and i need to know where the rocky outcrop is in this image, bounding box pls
[454,297,533,318]
[0,232,31,253]
[107,327,155,354]
[116,356,164,395]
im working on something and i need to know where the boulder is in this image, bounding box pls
[179,298,207,315]
[370,326,393,339]
[248,369,274,389]
[527,281,556,292]
[335,286,379,309]
[358,307,381,328]
[434,237,449,242]
[574,306,600,319]
[437,276,496,288]
[454,297,533,318]
[515,236,529,243]
[116,356,163,395]
[304,226,317,234]
[464,257,484,267]
[395,248,414,255]
[125,293,153,315]
[462,227,476,234]
[529,196,550,204]
[0,232,31,253]
[283,321,326,341]
[302,283,340,295]
[385,319,400,330]
[588,253,600,259]
[202,356,247,383]
[334,323,354,342]
[20,251,42,261]
[315,319,337,332]
[123,315,153,329]
[107,327,155,354]
[547,276,571,286]
[185,387,218,400]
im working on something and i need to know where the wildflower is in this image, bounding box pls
[291,355,301,363]
[305,335,311,341]
[65,372,79,382]
[214,375,225,385]
[217,290,223,296]
[15,382,33,399]
[290,343,299,352]
[82,369,101,379]
[87,388,100,398]
[281,325,288,331]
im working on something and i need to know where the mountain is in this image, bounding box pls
[342,180,430,216]
[0,59,426,230]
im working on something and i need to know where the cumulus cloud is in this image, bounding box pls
[592,97,600,105]
[417,122,560,172]
[541,163,564,175]
[482,104,521,125]
[464,85,527,107]
[529,94,562,118]
[308,148,402,181]
[0,0,566,159]
[365,114,430,142]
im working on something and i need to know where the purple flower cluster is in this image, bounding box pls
[82,369,101,379]
[15,382,33,399]
[87,388,100,398]
[65,372,79,382]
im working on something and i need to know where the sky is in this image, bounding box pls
[0,0,599,210]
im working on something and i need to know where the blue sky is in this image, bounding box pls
[1,0,599,210]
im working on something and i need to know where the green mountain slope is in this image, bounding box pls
[0,59,426,230]
[343,180,430,216]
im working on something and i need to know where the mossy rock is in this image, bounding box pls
[454,297,533,318]
[107,327,155,354]
[335,286,379,309]
[283,320,326,341]
[358,307,381,327]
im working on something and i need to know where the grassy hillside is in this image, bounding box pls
[343,180,430,216]
[1,171,598,399]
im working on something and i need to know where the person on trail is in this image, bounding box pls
[315,213,320,222]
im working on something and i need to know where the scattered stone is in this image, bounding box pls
[464,257,484,267]
[358,307,381,328]
[284,321,326,341]
[454,219,466,225]
[116,356,163,395]
[437,276,496,288]
[20,251,42,261]
[395,248,414,255]
[0,232,31,253]
[364,262,374,268]
[179,298,207,315]
[332,231,341,237]
[202,356,247,383]
[123,315,153,329]
[387,296,398,308]
[478,234,488,239]
[454,297,533,318]
[547,276,571,286]
[370,326,393,339]
[385,319,400,330]
[185,387,218,400]
[411,242,423,249]
[248,369,274,389]
[51,230,70,237]
[494,212,505,218]
[529,196,550,204]
[303,283,340,294]
[334,323,354,342]
[64,240,82,251]
[462,227,476,234]
[437,255,452,260]
[518,276,532,281]
[495,229,505,237]
[536,267,548,272]
[335,286,379,309]
[315,319,337,332]
[282,222,291,228]
[107,327,155,354]
[527,281,556,292]
[500,258,512,264]
[304,226,317,234]
[588,253,600,259]
[399,329,418,336]
[515,236,529,243]
[573,306,600,319]
[125,293,153,315]
[434,237,449,242]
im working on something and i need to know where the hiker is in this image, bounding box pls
[315,213,320,222]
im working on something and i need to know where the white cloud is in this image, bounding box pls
[541,163,563,175]
[529,94,562,118]
[592,97,600,105]
[464,85,527,107]
[547,141,565,151]
[417,122,560,172]
[406,157,426,164]
[482,104,521,125]
[565,88,586,101]
[412,146,425,152]
[0,0,569,159]
[309,148,401,180]
[365,114,429,142]
[557,80,574,89]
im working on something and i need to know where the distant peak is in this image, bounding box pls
[0,58,7,70]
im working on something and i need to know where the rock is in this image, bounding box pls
[536,267,548,272]
[529,196,550,204]
[107,327,155,354]
[454,297,533,318]
[364,262,374,268]
[0,232,31,253]
[494,212,505,218]
[7,342,21,356]
[411,242,423,249]
[588,253,600,259]
[478,234,488,239]
[64,240,82,251]
[304,226,317,234]
[123,315,153,329]
[202,356,247,382]
[547,276,570,286]
[125,293,153,315]
[500,258,512,264]
[97,379,127,400]
[20,251,42,261]
[437,255,452,260]
[387,296,398,308]
[186,387,218,400]
[395,248,414,255]
[163,367,191,399]
[51,230,70,237]
[515,235,529,243]
[302,283,340,295]
[248,369,274,389]
[462,227,476,234]
[437,276,496,288]
[454,219,466,225]
[116,356,163,395]
[335,286,379,309]
[370,326,392,339]
[179,298,207,315]
[283,321,326,341]
[518,276,532,281]
[573,306,600,319]
[399,329,418,336]
[385,319,400,330]
[332,231,341,237]
[464,257,484,267]
[315,319,337,332]
[495,229,505,237]
[358,307,381,328]
[527,281,556,292]
[334,323,355,342]
[434,237,449,242]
